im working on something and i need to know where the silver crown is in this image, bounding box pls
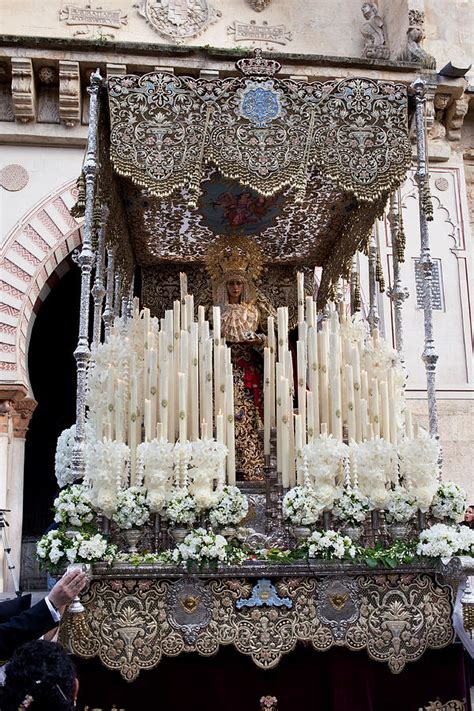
[236,48,281,77]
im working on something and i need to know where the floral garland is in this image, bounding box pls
[303,529,356,560]
[208,486,248,528]
[112,486,150,530]
[430,481,466,524]
[282,486,324,526]
[385,486,418,524]
[53,484,94,529]
[332,488,370,526]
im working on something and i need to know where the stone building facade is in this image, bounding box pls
[0,0,472,591]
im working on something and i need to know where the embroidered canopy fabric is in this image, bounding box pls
[103,58,412,302]
[107,68,411,203]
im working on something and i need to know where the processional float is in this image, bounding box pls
[38,51,474,697]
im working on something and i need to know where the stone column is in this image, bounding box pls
[0,386,36,593]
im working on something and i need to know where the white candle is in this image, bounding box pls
[149,347,158,432]
[380,380,390,441]
[185,294,194,333]
[360,398,368,441]
[297,271,305,324]
[129,374,137,485]
[331,371,342,441]
[294,413,304,485]
[263,346,271,456]
[405,409,413,439]
[201,419,208,440]
[156,421,163,441]
[190,322,199,441]
[296,339,306,444]
[216,411,224,445]
[277,307,288,361]
[226,372,236,485]
[305,296,315,329]
[212,306,221,346]
[197,305,205,324]
[159,358,169,441]
[144,398,151,442]
[351,346,362,442]
[178,372,187,442]
[276,363,282,474]
[115,379,124,444]
[306,390,315,442]
[345,364,356,443]
[318,330,329,431]
[204,338,213,432]
[179,272,188,301]
[308,327,319,433]
[369,379,380,437]
[281,377,290,488]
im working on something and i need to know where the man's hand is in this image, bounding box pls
[48,569,87,611]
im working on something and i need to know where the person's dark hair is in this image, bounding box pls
[0,640,76,710]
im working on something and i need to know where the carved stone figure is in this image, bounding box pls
[399,10,436,69]
[360,3,389,59]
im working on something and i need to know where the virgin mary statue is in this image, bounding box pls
[205,236,274,481]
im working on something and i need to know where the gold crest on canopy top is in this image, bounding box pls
[205,235,264,305]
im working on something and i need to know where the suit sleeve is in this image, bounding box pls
[0,599,56,660]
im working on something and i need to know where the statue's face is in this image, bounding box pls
[361,3,374,18]
[226,278,243,302]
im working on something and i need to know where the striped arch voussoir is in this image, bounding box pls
[0,180,83,390]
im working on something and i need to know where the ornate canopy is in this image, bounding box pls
[100,51,412,303]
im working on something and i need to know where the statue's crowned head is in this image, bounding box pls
[205,235,263,305]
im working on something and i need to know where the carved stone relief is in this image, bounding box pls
[360,3,389,59]
[228,20,292,46]
[11,58,36,123]
[59,60,81,127]
[38,66,60,125]
[246,0,272,10]
[135,0,221,44]
[445,96,470,142]
[60,4,127,39]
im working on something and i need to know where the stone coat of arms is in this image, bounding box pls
[136,0,221,44]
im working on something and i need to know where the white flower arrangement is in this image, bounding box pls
[137,438,175,513]
[36,529,113,573]
[398,429,439,511]
[189,439,228,510]
[165,488,199,526]
[171,528,245,569]
[351,439,395,509]
[430,481,466,524]
[417,523,474,559]
[208,486,248,528]
[84,439,130,516]
[55,425,81,488]
[385,487,418,524]
[332,488,370,526]
[282,486,324,526]
[300,435,348,509]
[53,484,94,529]
[112,486,150,530]
[304,529,356,560]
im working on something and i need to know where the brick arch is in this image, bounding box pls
[0,179,83,390]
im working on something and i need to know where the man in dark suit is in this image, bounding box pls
[0,568,86,659]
